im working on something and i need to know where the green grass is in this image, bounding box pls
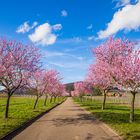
[74,97,140,140]
[0,96,64,138]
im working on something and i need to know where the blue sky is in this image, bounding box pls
[0,0,140,83]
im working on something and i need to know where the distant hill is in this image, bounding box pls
[65,82,74,93]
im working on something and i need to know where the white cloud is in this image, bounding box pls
[48,60,89,69]
[88,36,95,41]
[48,62,66,68]
[113,0,130,8]
[45,51,65,57]
[16,21,38,33]
[135,0,139,2]
[28,22,62,46]
[98,1,140,39]
[52,24,62,31]
[45,50,85,61]
[77,56,84,60]
[87,24,93,30]
[61,10,68,17]
[57,37,83,44]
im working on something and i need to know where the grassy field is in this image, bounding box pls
[0,96,64,138]
[74,97,140,140]
[85,93,140,108]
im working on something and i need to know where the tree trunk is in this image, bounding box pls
[130,92,136,123]
[90,94,93,102]
[33,96,39,109]
[102,91,106,110]
[54,97,57,103]
[57,97,60,102]
[50,96,53,103]
[44,95,48,106]
[5,95,11,119]
[80,96,82,102]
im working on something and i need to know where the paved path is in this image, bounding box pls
[13,98,121,140]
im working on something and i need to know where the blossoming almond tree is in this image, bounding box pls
[114,46,140,122]
[52,83,65,102]
[73,81,92,101]
[93,37,140,122]
[28,69,64,108]
[43,70,61,106]
[28,70,48,109]
[49,80,65,103]
[0,39,41,118]
[86,63,113,110]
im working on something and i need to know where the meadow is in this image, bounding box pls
[0,95,64,138]
[74,95,140,140]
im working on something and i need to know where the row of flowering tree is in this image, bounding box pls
[28,69,65,109]
[85,37,140,123]
[72,81,92,100]
[0,38,65,118]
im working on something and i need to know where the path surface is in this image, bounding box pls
[13,98,121,140]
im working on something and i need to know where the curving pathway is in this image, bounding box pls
[13,98,121,140]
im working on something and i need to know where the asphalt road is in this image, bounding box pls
[13,98,121,140]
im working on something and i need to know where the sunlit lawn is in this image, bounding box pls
[74,97,140,140]
[0,96,63,138]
